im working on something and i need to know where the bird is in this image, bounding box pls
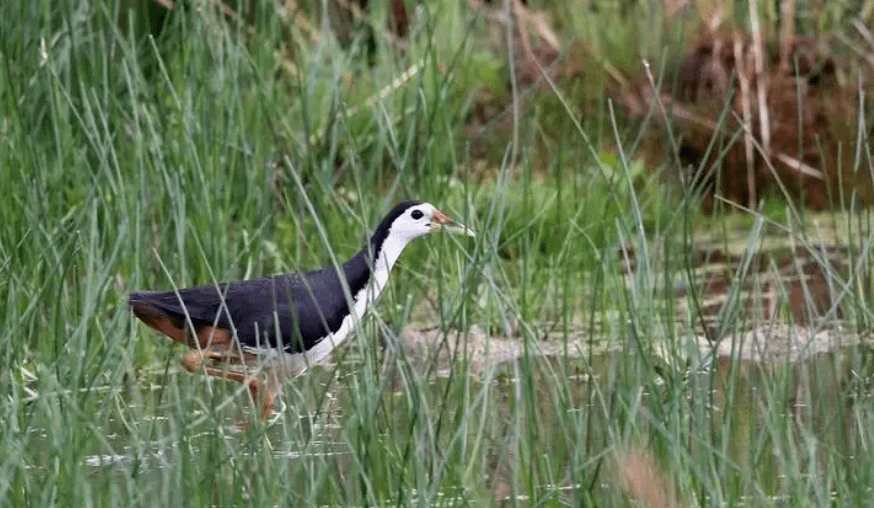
[129,200,474,423]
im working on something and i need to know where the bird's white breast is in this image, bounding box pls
[271,234,406,377]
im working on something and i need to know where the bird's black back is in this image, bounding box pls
[129,200,425,353]
[129,251,372,353]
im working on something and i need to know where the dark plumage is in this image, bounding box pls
[130,248,373,354]
[129,200,473,424]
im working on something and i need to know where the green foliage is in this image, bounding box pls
[2,0,874,506]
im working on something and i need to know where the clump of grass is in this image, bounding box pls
[3,0,874,506]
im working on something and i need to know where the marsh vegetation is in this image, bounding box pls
[3,0,874,505]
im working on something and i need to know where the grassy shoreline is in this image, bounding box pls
[3,1,874,505]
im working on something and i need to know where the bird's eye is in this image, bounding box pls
[411,210,424,220]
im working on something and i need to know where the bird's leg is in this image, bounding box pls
[182,348,237,372]
[182,349,257,404]
[246,365,286,421]
[244,380,277,422]
[229,377,281,431]
[185,351,278,421]
[259,368,285,421]
[181,350,206,373]
[181,342,249,373]
[182,350,280,426]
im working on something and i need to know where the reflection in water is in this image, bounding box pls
[67,327,874,505]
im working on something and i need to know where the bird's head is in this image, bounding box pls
[366,200,474,272]
[387,201,475,242]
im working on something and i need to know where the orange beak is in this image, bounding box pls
[432,209,475,237]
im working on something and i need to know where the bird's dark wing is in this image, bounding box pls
[130,246,375,354]
[230,266,366,353]
[129,283,237,348]
[130,284,232,326]
[130,261,368,354]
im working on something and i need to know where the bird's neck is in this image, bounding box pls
[368,234,408,294]
[342,233,410,317]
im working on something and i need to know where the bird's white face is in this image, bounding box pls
[389,202,474,242]
[371,200,474,282]
[390,202,438,242]
[359,201,475,329]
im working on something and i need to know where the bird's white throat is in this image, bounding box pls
[368,233,410,299]
[270,229,414,373]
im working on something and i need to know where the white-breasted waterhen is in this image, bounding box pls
[129,200,474,423]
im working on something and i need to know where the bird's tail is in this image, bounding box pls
[129,292,192,346]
